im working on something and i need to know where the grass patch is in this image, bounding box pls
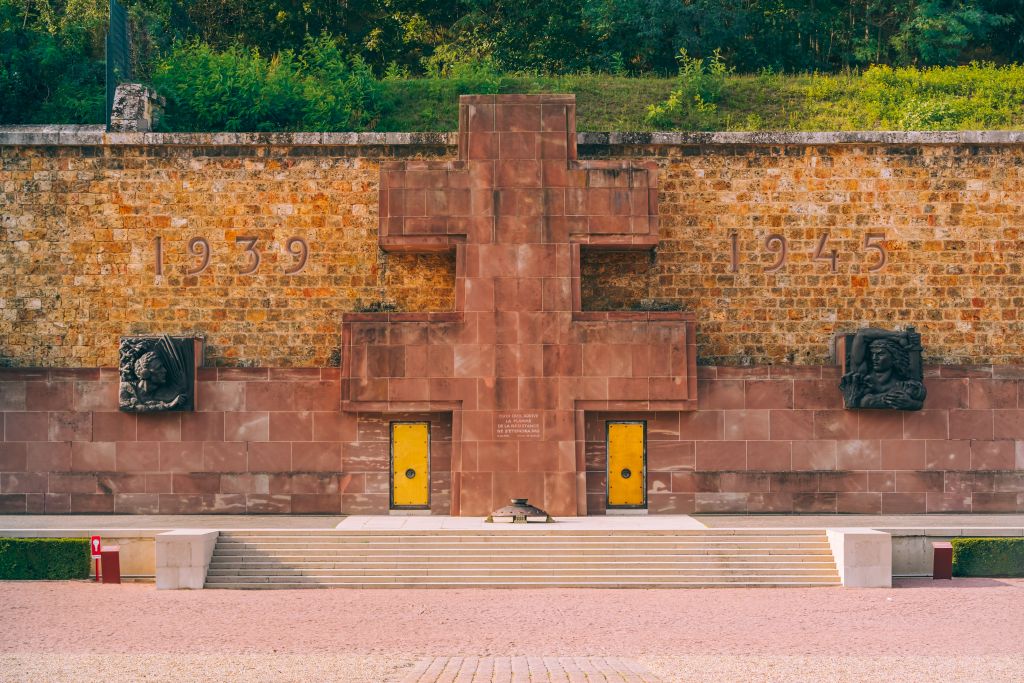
[952,537,1024,577]
[369,64,1024,132]
[0,538,91,580]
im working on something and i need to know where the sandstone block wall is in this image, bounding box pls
[585,365,1024,514]
[2,132,1023,368]
[0,367,452,514]
[2,364,1020,515]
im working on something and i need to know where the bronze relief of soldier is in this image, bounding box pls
[119,336,195,412]
[839,327,926,411]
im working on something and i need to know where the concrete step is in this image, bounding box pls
[204,579,841,589]
[204,528,840,589]
[205,571,839,583]
[217,532,827,540]
[211,541,832,551]
[207,561,839,573]
[215,532,827,541]
[210,548,834,559]
[217,529,824,538]
[206,568,839,578]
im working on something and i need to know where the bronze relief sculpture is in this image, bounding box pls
[839,327,926,410]
[119,336,196,412]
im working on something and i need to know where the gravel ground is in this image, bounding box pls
[0,654,411,683]
[2,578,1022,681]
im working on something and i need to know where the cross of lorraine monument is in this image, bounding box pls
[341,95,696,516]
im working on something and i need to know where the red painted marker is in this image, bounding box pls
[90,536,102,582]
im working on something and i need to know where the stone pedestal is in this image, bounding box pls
[109,83,165,133]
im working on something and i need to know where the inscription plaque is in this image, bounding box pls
[495,412,542,440]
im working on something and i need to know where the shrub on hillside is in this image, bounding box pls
[153,35,381,131]
[858,63,1024,129]
[646,49,732,130]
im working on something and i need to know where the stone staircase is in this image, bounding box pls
[203,529,840,589]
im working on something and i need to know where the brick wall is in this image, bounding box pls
[3,135,1024,368]
[0,142,456,368]
[584,141,1024,365]
[2,365,1021,515]
[586,365,1024,514]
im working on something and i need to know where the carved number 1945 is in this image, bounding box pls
[728,231,888,273]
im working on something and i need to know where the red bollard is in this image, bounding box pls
[933,541,953,580]
[100,545,121,584]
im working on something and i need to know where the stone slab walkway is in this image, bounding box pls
[400,656,661,683]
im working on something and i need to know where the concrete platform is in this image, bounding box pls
[335,515,707,531]
[697,514,1024,531]
[0,515,342,530]
[2,513,1023,532]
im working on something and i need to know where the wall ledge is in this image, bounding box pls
[3,125,1024,147]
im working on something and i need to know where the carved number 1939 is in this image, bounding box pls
[728,231,888,273]
[153,237,309,276]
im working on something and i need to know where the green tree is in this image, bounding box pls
[891,0,1011,65]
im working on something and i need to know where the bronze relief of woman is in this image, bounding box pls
[840,328,926,410]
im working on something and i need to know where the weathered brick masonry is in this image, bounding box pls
[2,130,1024,367]
[1,127,1023,514]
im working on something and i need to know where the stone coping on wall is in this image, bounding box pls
[3,124,1024,147]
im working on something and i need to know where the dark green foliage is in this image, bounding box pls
[3,0,1024,127]
[632,299,683,312]
[952,537,1024,577]
[0,538,91,580]
[355,300,399,313]
[152,35,381,131]
[0,0,105,124]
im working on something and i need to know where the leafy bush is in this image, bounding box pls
[0,538,91,580]
[858,62,1024,129]
[952,537,1024,577]
[153,35,381,131]
[646,49,733,130]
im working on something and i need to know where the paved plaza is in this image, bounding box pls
[2,577,1023,682]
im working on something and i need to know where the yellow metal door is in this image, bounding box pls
[607,422,645,507]
[391,422,430,508]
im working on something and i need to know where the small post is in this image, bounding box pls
[933,541,953,580]
[90,535,102,582]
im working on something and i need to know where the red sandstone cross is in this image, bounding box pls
[342,95,696,516]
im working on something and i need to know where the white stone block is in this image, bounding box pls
[827,528,892,588]
[155,530,219,590]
